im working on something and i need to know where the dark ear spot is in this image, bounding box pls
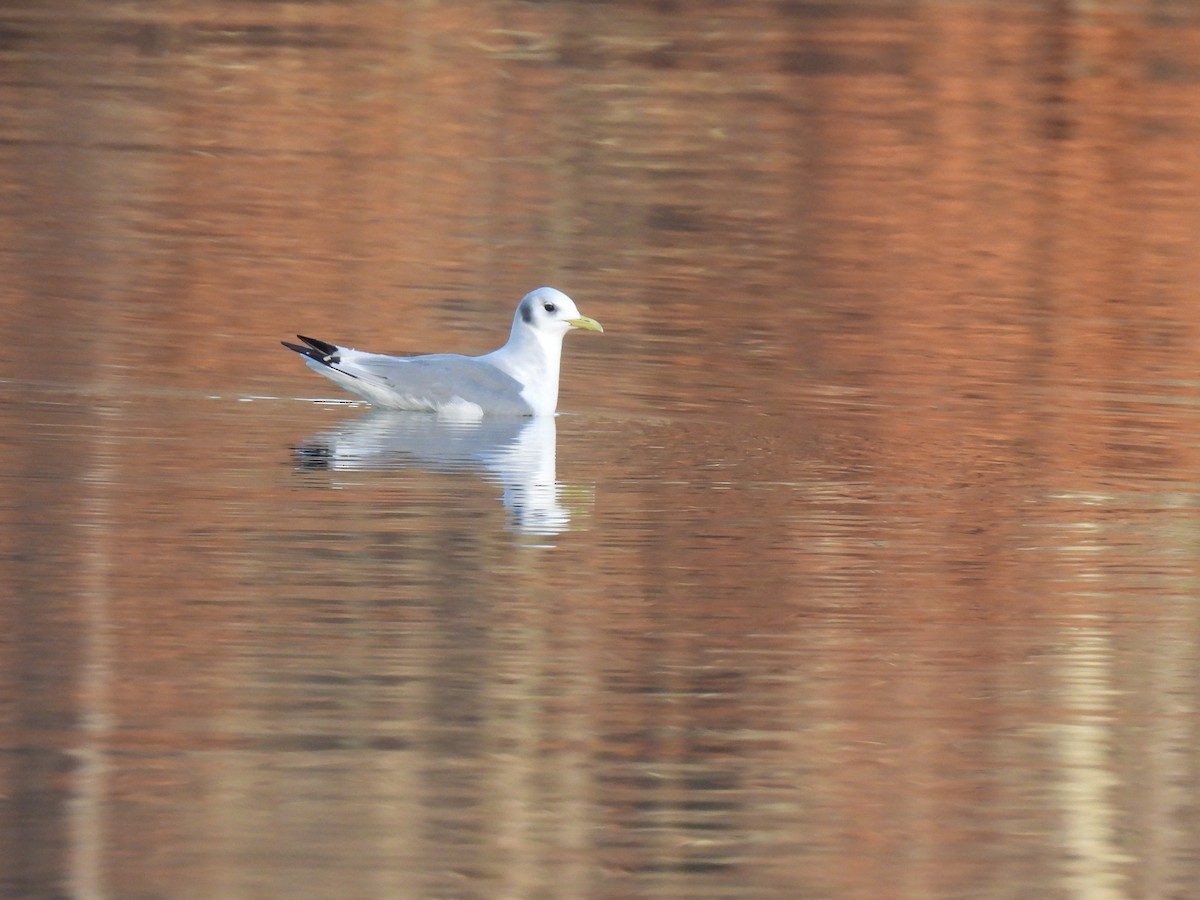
[520,302,532,324]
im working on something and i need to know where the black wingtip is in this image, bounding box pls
[282,334,341,366]
[298,335,339,357]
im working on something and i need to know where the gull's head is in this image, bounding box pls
[515,287,603,338]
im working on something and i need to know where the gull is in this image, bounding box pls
[282,287,602,417]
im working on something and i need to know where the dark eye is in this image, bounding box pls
[543,302,557,313]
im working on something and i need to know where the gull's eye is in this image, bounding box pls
[543,302,557,313]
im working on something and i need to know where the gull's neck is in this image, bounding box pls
[484,320,564,415]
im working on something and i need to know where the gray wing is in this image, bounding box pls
[344,352,531,414]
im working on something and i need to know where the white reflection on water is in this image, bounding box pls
[1050,625,1129,900]
[292,411,588,537]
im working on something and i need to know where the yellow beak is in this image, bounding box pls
[568,315,604,333]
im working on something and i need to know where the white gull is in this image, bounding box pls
[283,287,602,418]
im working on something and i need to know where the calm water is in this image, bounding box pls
[4,2,1200,898]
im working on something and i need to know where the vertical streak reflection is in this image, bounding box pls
[1052,625,1130,899]
[69,417,117,900]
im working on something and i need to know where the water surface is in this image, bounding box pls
[3,2,1200,898]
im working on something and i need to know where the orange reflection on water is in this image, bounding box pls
[1,2,1200,899]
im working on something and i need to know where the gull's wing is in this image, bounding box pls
[309,348,533,415]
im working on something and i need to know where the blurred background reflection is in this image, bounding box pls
[3,2,1200,898]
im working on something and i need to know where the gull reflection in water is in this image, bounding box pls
[293,412,588,537]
